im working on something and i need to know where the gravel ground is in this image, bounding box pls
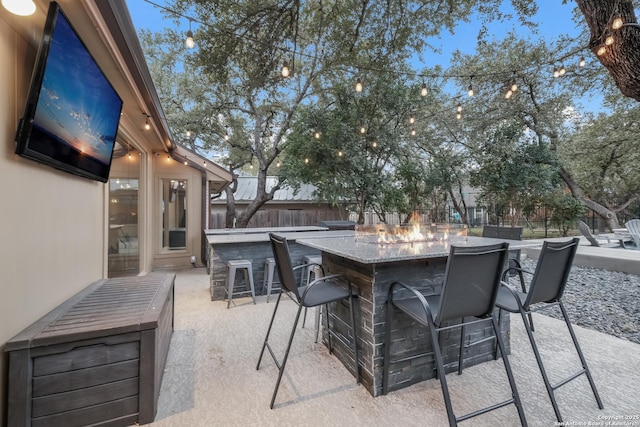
[516,258,640,344]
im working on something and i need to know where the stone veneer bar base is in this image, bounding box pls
[319,252,510,397]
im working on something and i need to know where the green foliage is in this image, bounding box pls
[544,191,585,236]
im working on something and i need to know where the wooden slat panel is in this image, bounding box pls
[31,396,138,427]
[7,349,32,427]
[32,377,139,417]
[33,341,140,377]
[33,359,139,397]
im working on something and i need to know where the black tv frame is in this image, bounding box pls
[14,1,123,183]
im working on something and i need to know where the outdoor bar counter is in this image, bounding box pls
[206,227,354,301]
[297,234,539,397]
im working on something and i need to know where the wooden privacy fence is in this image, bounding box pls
[209,209,348,229]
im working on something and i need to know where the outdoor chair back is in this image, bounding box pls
[269,233,302,301]
[524,238,578,306]
[436,243,510,324]
[625,219,640,248]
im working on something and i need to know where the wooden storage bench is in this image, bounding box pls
[5,274,175,427]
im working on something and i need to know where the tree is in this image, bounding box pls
[576,0,640,102]
[142,0,538,227]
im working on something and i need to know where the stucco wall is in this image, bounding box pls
[0,11,107,422]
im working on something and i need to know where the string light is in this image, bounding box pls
[579,56,586,67]
[372,141,377,148]
[505,88,513,99]
[360,124,366,134]
[597,46,607,56]
[421,82,428,97]
[456,112,462,120]
[203,161,207,167]
[276,161,281,167]
[338,150,343,156]
[185,18,195,49]
[314,130,321,139]
[605,34,615,46]
[456,103,462,113]
[304,158,309,164]
[224,133,230,141]
[409,115,415,124]
[281,61,290,77]
[143,114,151,130]
[553,66,559,78]
[559,65,566,76]
[467,77,474,97]
[612,17,624,30]
[355,77,363,92]
[410,129,416,136]
[184,156,188,165]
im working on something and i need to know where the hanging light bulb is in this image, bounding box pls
[456,103,462,113]
[184,156,188,166]
[167,154,171,161]
[372,141,378,148]
[597,46,607,56]
[360,125,366,134]
[355,77,363,92]
[559,65,566,76]
[185,18,195,49]
[224,133,230,141]
[409,115,415,124]
[276,161,281,168]
[281,61,290,77]
[456,112,462,120]
[410,129,416,136]
[579,56,586,67]
[144,116,151,130]
[338,150,343,157]
[1,0,36,16]
[467,77,474,97]
[605,34,615,46]
[314,130,321,139]
[505,89,513,99]
[612,17,624,30]
[553,67,560,78]
[186,130,191,137]
[203,161,207,167]
[304,158,309,164]
[511,80,518,92]
[421,82,428,97]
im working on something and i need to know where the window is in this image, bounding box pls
[161,178,187,251]
[108,178,139,276]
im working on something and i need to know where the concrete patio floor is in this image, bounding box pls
[149,259,640,427]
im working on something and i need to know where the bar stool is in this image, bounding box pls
[225,259,256,309]
[301,255,323,343]
[261,257,281,303]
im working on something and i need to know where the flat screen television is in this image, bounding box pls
[15,1,122,183]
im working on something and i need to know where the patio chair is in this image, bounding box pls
[577,220,619,248]
[624,219,640,249]
[495,238,603,423]
[256,233,359,409]
[382,243,528,427]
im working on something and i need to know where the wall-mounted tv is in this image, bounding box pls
[15,1,122,183]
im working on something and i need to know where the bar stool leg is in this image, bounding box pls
[226,265,235,309]
[244,266,256,305]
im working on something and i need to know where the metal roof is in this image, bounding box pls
[213,177,318,202]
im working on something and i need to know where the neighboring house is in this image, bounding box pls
[211,176,349,227]
[0,0,231,417]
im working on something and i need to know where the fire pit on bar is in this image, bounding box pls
[355,222,468,247]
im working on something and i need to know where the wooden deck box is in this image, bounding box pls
[5,274,175,427]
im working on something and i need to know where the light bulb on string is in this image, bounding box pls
[144,116,151,130]
[456,103,462,113]
[224,133,230,141]
[409,115,415,124]
[360,125,366,134]
[410,129,416,136]
[612,17,624,30]
[338,150,343,157]
[597,46,607,56]
[505,89,513,99]
[511,80,518,92]
[304,158,309,164]
[421,82,428,97]
[559,65,566,76]
[314,130,321,139]
[355,77,363,92]
[456,112,462,120]
[281,61,290,78]
[203,161,207,167]
[553,67,559,78]
[467,77,474,97]
[372,141,377,148]
[276,161,281,168]
[185,18,195,49]
[605,35,614,46]
[184,156,188,166]
[579,56,586,67]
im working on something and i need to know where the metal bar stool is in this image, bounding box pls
[225,259,256,309]
[262,257,281,303]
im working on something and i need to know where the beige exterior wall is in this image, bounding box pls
[0,9,106,420]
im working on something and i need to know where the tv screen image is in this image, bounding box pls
[15,2,122,183]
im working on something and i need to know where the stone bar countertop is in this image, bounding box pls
[298,235,541,264]
[204,226,328,235]
[206,229,354,245]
